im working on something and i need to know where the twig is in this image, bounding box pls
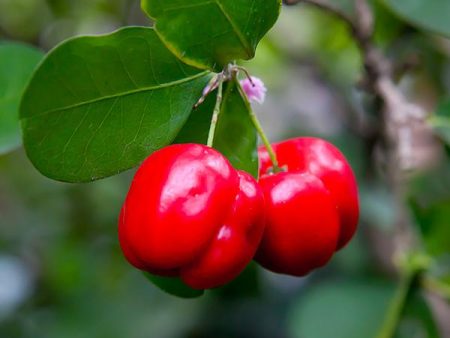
[286,0,425,224]
[285,0,429,336]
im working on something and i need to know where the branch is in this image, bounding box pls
[286,0,427,176]
[284,1,430,336]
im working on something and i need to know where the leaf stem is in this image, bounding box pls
[234,75,280,172]
[207,81,224,147]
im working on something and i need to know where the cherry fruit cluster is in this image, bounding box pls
[119,137,359,290]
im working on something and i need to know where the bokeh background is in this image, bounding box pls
[1,0,450,337]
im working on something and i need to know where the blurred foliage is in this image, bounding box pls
[0,42,43,154]
[1,0,450,337]
[429,98,450,147]
[288,279,394,338]
[382,0,450,38]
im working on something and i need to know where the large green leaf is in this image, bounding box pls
[175,79,258,177]
[0,42,43,155]
[382,0,450,37]
[20,27,211,183]
[141,0,282,71]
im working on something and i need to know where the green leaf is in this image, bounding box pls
[0,42,43,155]
[288,280,395,338]
[212,262,261,299]
[436,98,450,119]
[411,198,450,256]
[144,273,204,299]
[396,289,440,338]
[428,98,450,146]
[429,117,450,146]
[141,0,282,71]
[174,89,217,145]
[382,0,450,37]
[409,156,450,256]
[214,79,258,177]
[20,27,211,183]
[175,79,258,177]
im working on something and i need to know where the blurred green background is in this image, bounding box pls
[1,0,449,337]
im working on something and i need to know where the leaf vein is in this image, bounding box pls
[21,71,209,119]
[213,0,253,58]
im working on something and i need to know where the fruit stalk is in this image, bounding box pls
[207,81,224,148]
[238,84,281,173]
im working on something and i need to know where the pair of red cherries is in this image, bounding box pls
[119,137,359,290]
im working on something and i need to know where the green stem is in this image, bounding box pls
[231,70,280,173]
[207,81,224,147]
[247,109,281,172]
[376,264,421,338]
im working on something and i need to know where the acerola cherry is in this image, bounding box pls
[258,137,359,249]
[256,137,359,276]
[256,172,340,276]
[119,144,265,290]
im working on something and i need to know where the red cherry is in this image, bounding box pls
[119,144,265,289]
[255,172,340,276]
[258,137,359,250]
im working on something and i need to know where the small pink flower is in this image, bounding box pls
[240,76,267,104]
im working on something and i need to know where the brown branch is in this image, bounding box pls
[285,0,426,254]
[285,0,426,174]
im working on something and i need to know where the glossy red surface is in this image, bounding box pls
[258,137,359,250]
[181,170,265,289]
[119,144,265,289]
[255,172,340,276]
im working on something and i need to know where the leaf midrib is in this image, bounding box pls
[154,0,254,60]
[213,0,253,58]
[22,70,210,119]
